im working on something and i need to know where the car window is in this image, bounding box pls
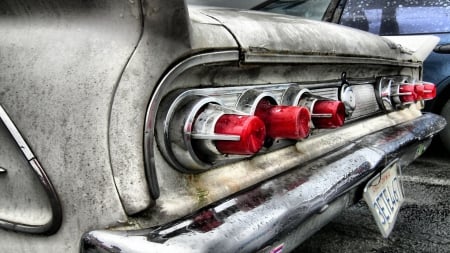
[340,0,450,35]
[257,0,332,20]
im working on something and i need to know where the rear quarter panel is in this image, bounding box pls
[0,0,141,251]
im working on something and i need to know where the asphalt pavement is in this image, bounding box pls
[295,144,450,253]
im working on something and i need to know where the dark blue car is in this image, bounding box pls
[253,0,450,151]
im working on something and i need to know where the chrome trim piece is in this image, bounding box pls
[235,90,277,114]
[295,91,335,120]
[243,53,421,67]
[191,105,242,142]
[165,96,225,171]
[0,107,34,161]
[350,84,380,119]
[376,76,413,111]
[145,51,240,194]
[191,134,240,141]
[0,104,62,235]
[340,84,356,116]
[82,113,446,253]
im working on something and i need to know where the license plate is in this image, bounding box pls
[363,161,404,237]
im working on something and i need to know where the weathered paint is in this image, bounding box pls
[0,0,440,251]
[0,0,142,251]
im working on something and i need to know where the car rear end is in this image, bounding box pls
[0,1,445,252]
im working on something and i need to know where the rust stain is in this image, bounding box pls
[195,188,210,206]
[187,174,211,206]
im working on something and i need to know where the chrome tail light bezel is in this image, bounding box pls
[156,84,352,173]
[156,75,432,173]
[376,76,436,112]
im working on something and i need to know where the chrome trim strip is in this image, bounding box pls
[0,106,34,161]
[82,113,445,253]
[191,134,240,141]
[0,105,62,235]
[144,51,240,197]
[243,53,421,67]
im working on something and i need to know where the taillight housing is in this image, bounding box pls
[417,82,437,100]
[214,114,266,155]
[156,72,438,172]
[398,84,417,103]
[311,100,346,128]
[254,99,310,139]
[292,89,346,129]
[376,76,436,111]
[157,84,353,172]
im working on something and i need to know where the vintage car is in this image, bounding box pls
[0,0,446,252]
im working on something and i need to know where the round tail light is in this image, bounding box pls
[422,82,436,100]
[312,100,346,128]
[414,84,425,100]
[399,82,436,102]
[214,114,266,155]
[398,84,417,103]
[255,99,310,139]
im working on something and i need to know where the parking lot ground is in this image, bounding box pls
[295,144,450,253]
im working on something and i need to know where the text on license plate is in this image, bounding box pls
[363,161,404,237]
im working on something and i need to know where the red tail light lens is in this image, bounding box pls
[255,100,310,139]
[399,82,436,102]
[414,84,424,99]
[214,114,266,155]
[312,100,346,128]
[377,77,438,112]
[398,84,416,103]
[422,82,436,100]
[414,82,436,100]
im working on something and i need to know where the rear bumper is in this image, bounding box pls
[81,113,446,253]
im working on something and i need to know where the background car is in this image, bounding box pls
[252,0,450,152]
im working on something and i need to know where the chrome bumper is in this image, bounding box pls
[81,113,445,253]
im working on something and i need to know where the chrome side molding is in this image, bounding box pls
[0,104,62,235]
